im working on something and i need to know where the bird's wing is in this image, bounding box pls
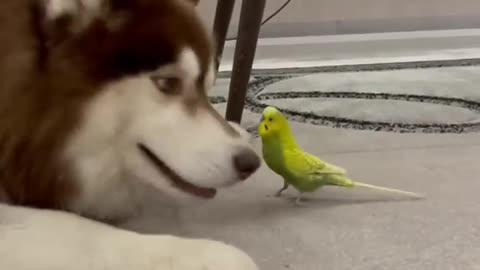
[319,161,347,175]
[285,149,347,177]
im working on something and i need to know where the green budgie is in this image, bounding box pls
[258,106,424,205]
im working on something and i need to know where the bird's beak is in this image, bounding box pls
[258,115,264,125]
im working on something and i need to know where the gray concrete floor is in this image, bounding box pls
[123,31,480,270]
[219,29,480,71]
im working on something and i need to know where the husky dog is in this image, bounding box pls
[0,0,261,269]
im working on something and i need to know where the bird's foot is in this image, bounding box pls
[266,187,288,198]
[294,200,307,207]
[274,183,289,197]
[266,192,282,198]
[294,195,306,207]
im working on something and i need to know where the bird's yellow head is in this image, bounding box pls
[258,106,289,138]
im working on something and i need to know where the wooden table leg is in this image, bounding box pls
[225,0,266,123]
[212,0,235,72]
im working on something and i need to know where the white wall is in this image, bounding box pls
[197,0,480,37]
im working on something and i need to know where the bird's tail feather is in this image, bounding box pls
[353,181,424,199]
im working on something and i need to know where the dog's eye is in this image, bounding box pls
[151,76,181,95]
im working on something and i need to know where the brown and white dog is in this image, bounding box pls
[0,0,261,269]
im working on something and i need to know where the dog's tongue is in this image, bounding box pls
[194,187,217,199]
[174,180,217,199]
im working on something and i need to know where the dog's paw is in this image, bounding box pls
[141,236,259,270]
[178,239,259,270]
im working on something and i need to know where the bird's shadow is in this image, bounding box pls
[123,188,424,235]
[279,193,423,206]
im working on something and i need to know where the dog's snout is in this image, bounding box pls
[233,148,261,180]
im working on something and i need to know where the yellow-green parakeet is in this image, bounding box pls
[258,106,423,205]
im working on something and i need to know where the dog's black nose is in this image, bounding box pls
[233,148,261,180]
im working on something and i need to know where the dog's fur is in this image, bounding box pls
[0,0,261,269]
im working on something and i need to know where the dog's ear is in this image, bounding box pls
[40,0,106,29]
[34,0,130,50]
[33,0,105,47]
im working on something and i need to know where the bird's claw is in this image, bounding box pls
[294,201,307,207]
[266,192,282,198]
[295,193,306,207]
[266,188,286,198]
[294,196,306,207]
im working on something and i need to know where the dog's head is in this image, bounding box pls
[32,0,261,208]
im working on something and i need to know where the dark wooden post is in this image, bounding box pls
[225,0,267,123]
[212,0,236,72]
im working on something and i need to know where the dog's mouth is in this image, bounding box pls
[137,143,217,199]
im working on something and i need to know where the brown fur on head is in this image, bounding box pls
[0,0,213,209]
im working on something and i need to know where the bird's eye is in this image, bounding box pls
[269,118,273,121]
[150,75,181,95]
